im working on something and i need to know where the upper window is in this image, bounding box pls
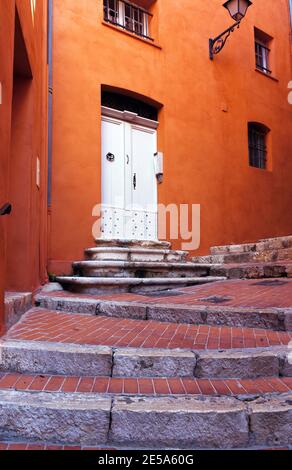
[248,123,270,170]
[103,0,153,41]
[254,28,273,76]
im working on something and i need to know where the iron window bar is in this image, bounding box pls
[248,127,267,169]
[103,0,154,41]
[255,42,272,75]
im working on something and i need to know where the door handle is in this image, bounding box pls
[133,173,137,190]
[106,152,115,162]
[0,203,12,216]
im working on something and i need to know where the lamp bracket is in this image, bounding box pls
[209,20,241,60]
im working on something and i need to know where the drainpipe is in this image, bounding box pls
[48,0,53,207]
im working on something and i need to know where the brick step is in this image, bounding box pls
[1,440,288,451]
[1,339,291,379]
[72,260,216,278]
[36,289,292,331]
[6,308,292,350]
[95,239,171,250]
[55,276,225,295]
[0,441,115,450]
[210,235,292,255]
[3,309,292,377]
[85,247,188,262]
[1,372,291,396]
[0,388,290,448]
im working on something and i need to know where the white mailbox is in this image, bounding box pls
[154,151,163,183]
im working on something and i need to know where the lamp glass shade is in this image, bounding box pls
[223,0,252,22]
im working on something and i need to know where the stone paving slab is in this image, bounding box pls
[109,395,249,449]
[0,390,111,446]
[112,348,196,378]
[0,340,112,376]
[249,394,292,447]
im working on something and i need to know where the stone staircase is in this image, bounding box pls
[0,236,292,449]
[56,239,226,294]
[193,235,292,279]
[0,287,291,448]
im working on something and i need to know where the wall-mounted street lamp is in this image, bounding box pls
[209,0,252,60]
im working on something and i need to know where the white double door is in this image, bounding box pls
[101,114,158,240]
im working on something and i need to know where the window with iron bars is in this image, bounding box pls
[248,123,269,170]
[103,0,153,41]
[255,41,271,75]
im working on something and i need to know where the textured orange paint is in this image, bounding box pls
[49,0,292,275]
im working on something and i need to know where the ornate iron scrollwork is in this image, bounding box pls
[209,20,241,60]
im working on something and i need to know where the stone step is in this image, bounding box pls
[85,247,188,262]
[0,340,113,377]
[95,239,171,250]
[72,260,215,278]
[210,235,292,256]
[0,388,290,448]
[2,340,290,379]
[36,291,292,331]
[210,263,292,279]
[112,346,291,379]
[0,389,111,446]
[109,393,292,449]
[56,276,226,295]
[4,292,33,330]
[193,248,292,265]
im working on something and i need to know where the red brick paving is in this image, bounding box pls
[5,308,292,350]
[0,372,291,396]
[42,278,292,308]
[0,442,115,450]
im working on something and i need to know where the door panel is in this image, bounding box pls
[126,124,157,240]
[101,116,125,239]
[101,116,157,241]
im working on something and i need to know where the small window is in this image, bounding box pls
[248,123,269,170]
[254,28,273,75]
[104,0,119,23]
[103,0,153,40]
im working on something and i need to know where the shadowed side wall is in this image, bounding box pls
[0,0,48,333]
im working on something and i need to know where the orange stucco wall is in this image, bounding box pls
[0,0,48,333]
[49,0,292,274]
